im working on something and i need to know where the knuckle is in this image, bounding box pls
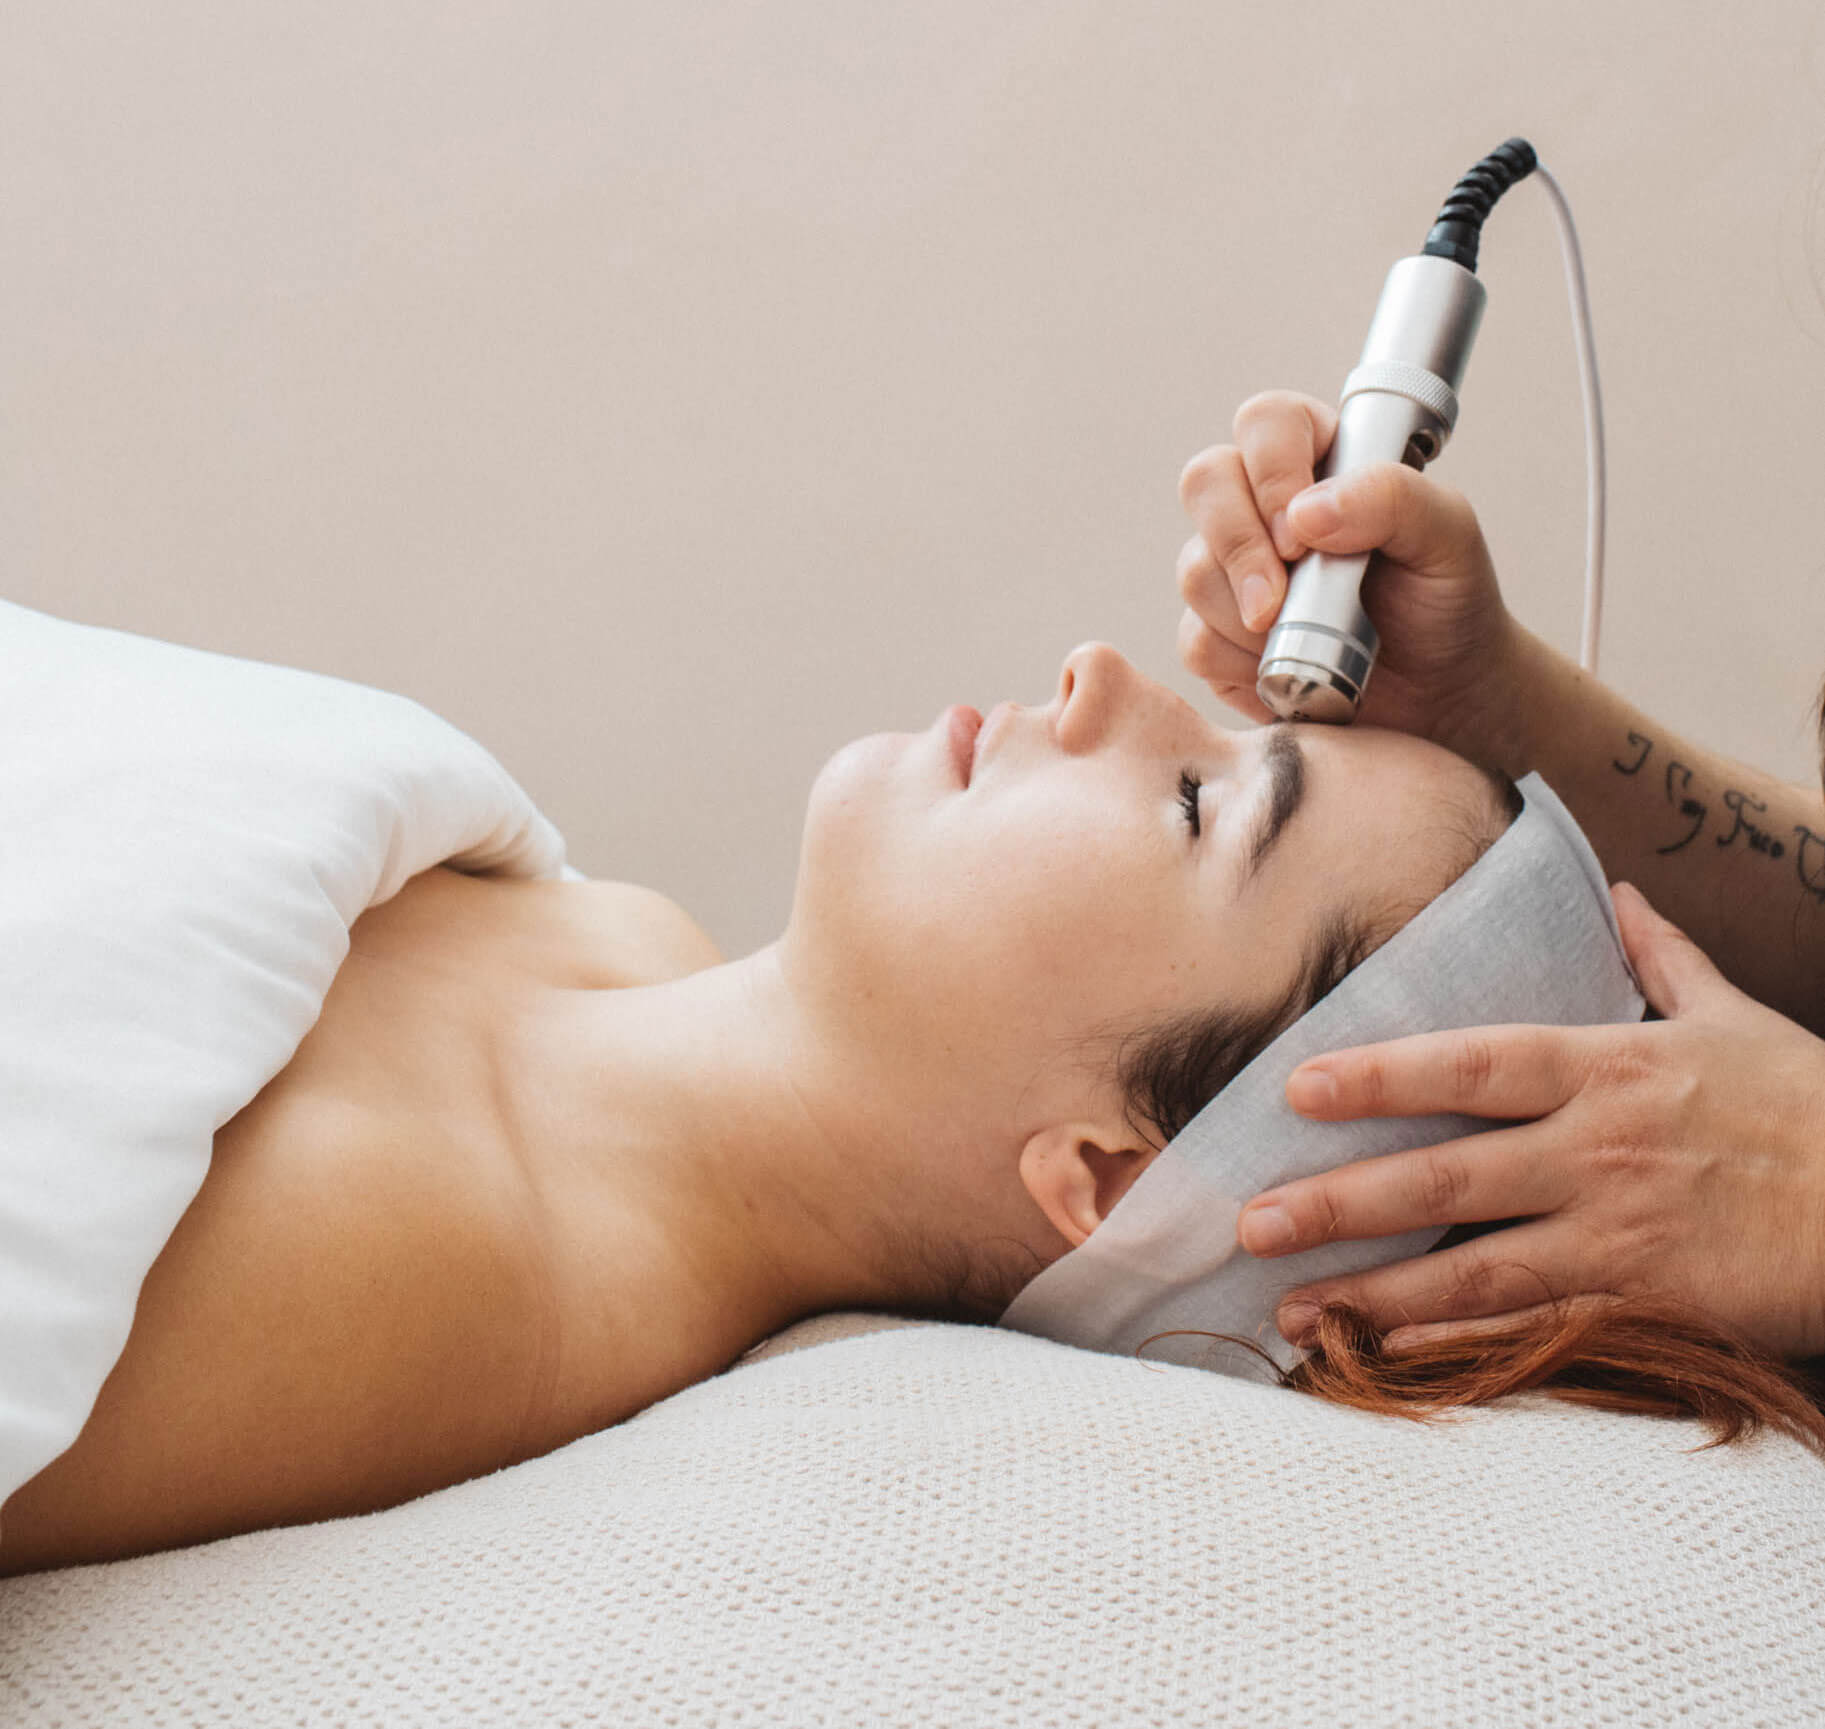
[1586,1127,1655,1185]
[1214,529,1272,584]
[1233,392,1317,506]
[1602,1214,1662,1285]
[1308,1188,1349,1248]
[1414,1149,1472,1222]
[1207,645,1257,686]
[1441,1252,1500,1316]
[1661,1062,1704,1122]
[1231,393,1270,436]
[1189,454,1268,571]
[1177,608,1219,671]
[1434,481,1483,557]
[1178,611,1251,682]
[1586,1031,1654,1092]
[1347,1053,1391,1114]
[1452,1032,1498,1100]
[1382,461,1418,519]
[1175,534,1213,602]
[1231,391,1289,441]
[1178,446,1227,511]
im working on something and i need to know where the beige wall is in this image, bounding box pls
[7,1,1825,956]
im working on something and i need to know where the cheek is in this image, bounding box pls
[797,752,1186,1030]
[947,816,1187,1025]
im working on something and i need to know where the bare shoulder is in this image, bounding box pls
[376,867,724,991]
[567,878,727,980]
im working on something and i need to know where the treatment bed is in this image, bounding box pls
[6,1310,1823,1725]
[1,599,1821,1725]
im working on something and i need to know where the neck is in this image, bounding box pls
[503,942,940,1386]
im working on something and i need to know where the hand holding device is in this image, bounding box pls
[1177,137,1605,731]
[1176,391,1515,751]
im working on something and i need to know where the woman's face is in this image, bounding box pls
[786,641,1503,1144]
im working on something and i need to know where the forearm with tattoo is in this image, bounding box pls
[1611,731,1807,873]
[1447,623,1825,1035]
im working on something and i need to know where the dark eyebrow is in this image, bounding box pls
[1238,724,1307,890]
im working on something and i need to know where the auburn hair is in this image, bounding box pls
[1163,1289,1825,1459]
[1107,761,1825,1461]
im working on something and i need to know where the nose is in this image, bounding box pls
[1054,640,1135,753]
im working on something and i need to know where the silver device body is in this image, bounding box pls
[1257,253,1488,723]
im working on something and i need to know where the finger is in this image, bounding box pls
[1610,880,1736,1020]
[1382,1291,1628,1355]
[1285,1022,1588,1122]
[1177,445,1287,633]
[1236,1120,1564,1259]
[1175,533,1263,651]
[1231,390,1338,561]
[1283,463,1483,579]
[1273,1218,1576,1346]
[1176,609,1277,724]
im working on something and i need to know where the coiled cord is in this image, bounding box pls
[1423,138,1540,272]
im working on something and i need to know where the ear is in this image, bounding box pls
[1017,1121,1159,1250]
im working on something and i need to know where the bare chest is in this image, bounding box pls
[219,866,723,1156]
[218,869,729,1452]
[0,870,728,1569]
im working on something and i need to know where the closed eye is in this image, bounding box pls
[1178,768,1202,838]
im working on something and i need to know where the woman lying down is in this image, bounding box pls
[3,641,1822,1575]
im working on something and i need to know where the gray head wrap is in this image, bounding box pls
[996,771,1645,1381]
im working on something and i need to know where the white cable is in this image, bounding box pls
[1531,163,1606,676]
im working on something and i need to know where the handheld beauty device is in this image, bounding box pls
[1257,138,1607,721]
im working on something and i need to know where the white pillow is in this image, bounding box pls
[0,600,580,1512]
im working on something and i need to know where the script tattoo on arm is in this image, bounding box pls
[1794,826,1825,901]
[1612,731,1652,775]
[1657,759,1707,854]
[1716,788,1785,858]
[1610,729,1821,895]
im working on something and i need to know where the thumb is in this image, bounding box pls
[1611,880,1732,1019]
[1283,464,1483,578]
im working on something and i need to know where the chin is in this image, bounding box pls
[793,729,945,955]
[797,731,896,880]
[807,729,912,821]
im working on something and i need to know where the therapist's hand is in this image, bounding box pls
[1175,389,1520,754]
[1237,882,1825,1363]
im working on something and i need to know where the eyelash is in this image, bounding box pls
[1178,768,1202,838]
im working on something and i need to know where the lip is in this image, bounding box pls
[945,704,984,785]
[975,701,1014,765]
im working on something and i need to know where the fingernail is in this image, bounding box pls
[1287,482,1339,536]
[1239,575,1274,631]
[1240,1203,1296,1255]
[1278,1303,1319,1345]
[1269,508,1299,561]
[1285,1068,1337,1114]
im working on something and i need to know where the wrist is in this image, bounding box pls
[1430,615,1551,782]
